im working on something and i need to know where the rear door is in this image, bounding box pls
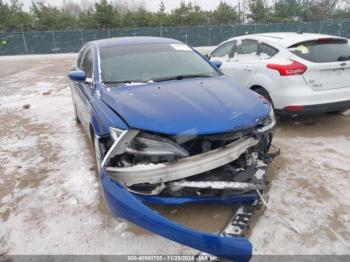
[288,38,350,91]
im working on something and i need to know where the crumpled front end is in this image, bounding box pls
[97,108,276,261]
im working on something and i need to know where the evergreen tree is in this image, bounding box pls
[0,0,350,31]
[158,1,168,26]
[272,0,301,22]
[31,1,77,30]
[94,0,120,28]
[170,1,208,26]
[0,0,33,31]
[211,1,238,25]
[248,0,271,23]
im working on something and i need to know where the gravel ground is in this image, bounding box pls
[0,54,350,256]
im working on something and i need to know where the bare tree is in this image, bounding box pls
[112,0,139,13]
[63,0,83,16]
[80,0,95,11]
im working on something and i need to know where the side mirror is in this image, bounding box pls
[68,70,86,82]
[210,60,222,69]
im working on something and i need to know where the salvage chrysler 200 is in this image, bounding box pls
[68,37,276,261]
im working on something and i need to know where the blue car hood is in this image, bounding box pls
[101,75,270,135]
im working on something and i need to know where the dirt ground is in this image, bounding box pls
[0,54,350,256]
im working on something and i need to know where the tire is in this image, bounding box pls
[73,104,81,124]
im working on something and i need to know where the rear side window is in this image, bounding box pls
[288,39,350,63]
[236,39,258,55]
[211,41,235,57]
[259,43,279,58]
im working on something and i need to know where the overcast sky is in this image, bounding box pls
[5,0,239,12]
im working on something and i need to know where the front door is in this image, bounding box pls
[224,39,259,87]
[76,47,94,132]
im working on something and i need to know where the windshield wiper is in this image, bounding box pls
[103,80,149,85]
[338,55,350,61]
[153,74,214,83]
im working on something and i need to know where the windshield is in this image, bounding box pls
[288,38,350,63]
[99,43,220,84]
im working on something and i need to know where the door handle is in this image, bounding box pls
[243,66,252,72]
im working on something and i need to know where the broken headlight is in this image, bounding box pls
[110,128,189,157]
[127,134,189,157]
[257,105,276,133]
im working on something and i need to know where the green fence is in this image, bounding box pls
[0,21,349,55]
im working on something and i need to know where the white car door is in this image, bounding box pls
[222,39,259,87]
[209,40,236,68]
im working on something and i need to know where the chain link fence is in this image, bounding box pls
[1,21,350,55]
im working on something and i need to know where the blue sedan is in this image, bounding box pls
[68,37,276,261]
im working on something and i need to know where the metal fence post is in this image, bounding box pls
[21,25,28,54]
[338,23,342,36]
[319,21,322,33]
[208,25,211,47]
[80,30,84,46]
[51,31,58,53]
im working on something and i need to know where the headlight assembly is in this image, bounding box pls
[103,128,189,168]
[126,132,189,157]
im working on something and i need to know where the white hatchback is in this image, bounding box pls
[209,32,350,115]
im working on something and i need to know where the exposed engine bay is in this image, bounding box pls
[99,118,276,198]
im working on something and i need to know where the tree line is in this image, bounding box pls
[1,0,350,32]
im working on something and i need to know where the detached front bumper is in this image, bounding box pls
[100,167,256,261]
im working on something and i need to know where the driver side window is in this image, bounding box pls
[76,46,87,69]
[81,48,93,79]
[211,41,236,58]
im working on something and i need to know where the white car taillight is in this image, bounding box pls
[267,60,307,76]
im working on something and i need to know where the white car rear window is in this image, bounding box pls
[288,38,350,63]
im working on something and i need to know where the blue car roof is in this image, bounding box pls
[92,37,182,48]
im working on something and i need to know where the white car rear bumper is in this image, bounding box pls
[271,76,350,113]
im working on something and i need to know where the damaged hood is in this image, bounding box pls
[101,75,270,135]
